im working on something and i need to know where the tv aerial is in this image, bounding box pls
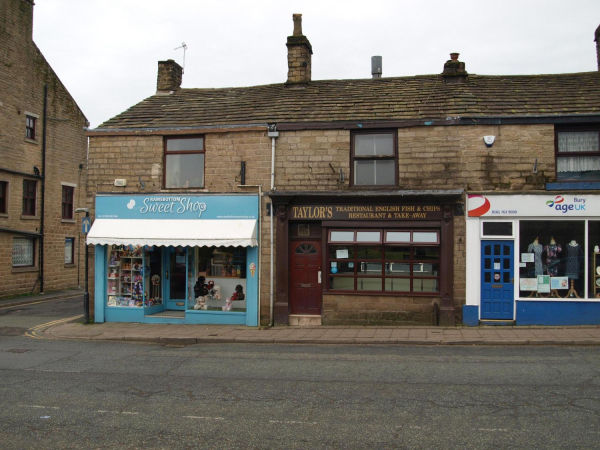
[174,42,188,72]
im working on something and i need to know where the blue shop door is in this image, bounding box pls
[481,240,514,320]
[164,247,188,310]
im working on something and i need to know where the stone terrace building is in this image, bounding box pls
[0,0,88,297]
[87,15,600,327]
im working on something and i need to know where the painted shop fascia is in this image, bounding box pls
[269,190,463,326]
[87,193,259,326]
[465,192,600,326]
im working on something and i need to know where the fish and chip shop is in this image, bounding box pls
[464,193,600,326]
[87,194,259,326]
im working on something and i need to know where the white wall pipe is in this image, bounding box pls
[270,135,276,326]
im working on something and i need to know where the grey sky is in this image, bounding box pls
[32,0,600,128]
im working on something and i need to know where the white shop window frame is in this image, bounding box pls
[470,217,600,304]
[479,220,515,239]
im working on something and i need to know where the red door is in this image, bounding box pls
[290,241,322,315]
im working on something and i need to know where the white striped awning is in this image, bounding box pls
[86,219,257,247]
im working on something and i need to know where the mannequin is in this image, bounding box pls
[544,237,562,277]
[528,237,543,276]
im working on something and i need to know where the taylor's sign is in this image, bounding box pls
[290,204,442,220]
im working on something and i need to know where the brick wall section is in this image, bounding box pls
[0,0,88,298]
[397,124,555,190]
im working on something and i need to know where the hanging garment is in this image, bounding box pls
[565,243,584,279]
[528,243,544,276]
[544,243,562,277]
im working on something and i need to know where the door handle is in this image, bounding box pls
[510,278,514,284]
[166,270,169,280]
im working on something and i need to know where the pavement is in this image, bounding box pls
[40,321,600,346]
[6,290,600,346]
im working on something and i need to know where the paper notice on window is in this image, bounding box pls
[537,275,550,293]
[551,276,569,290]
[520,278,537,291]
[336,249,349,259]
[521,253,534,263]
[494,262,501,270]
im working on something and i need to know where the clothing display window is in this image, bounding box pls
[518,221,585,298]
[588,221,600,299]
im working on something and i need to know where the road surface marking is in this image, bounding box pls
[269,420,317,425]
[184,416,225,420]
[25,314,84,340]
[97,410,139,415]
[479,428,509,432]
[30,315,83,330]
[19,405,59,409]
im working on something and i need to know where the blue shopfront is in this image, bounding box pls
[87,194,259,326]
[464,193,600,326]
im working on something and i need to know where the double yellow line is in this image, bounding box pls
[25,315,84,340]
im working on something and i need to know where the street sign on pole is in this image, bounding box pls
[82,217,91,235]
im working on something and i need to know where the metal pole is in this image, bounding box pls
[83,211,89,324]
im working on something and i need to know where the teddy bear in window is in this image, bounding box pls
[230,284,245,301]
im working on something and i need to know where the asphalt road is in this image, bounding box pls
[0,295,83,334]
[1,333,599,449]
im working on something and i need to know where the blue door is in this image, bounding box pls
[481,240,514,320]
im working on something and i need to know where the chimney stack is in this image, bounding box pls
[442,53,468,84]
[371,56,382,79]
[157,59,183,93]
[286,14,313,84]
[595,24,600,71]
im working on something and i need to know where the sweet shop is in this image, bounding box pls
[464,193,600,325]
[87,194,259,326]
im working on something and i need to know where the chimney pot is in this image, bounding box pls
[293,14,303,36]
[286,14,313,84]
[157,59,183,93]
[442,53,468,84]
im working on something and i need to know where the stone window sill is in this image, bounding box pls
[25,138,38,145]
[12,266,38,274]
[61,219,76,224]
[0,213,8,218]
[20,215,39,220]
[64,263,77,268]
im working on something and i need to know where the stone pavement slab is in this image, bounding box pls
[37,322,600,346]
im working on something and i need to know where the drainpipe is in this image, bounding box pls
[39,84,48,294]
[267,125,279,326]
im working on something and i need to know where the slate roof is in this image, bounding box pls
[97,72,600,130]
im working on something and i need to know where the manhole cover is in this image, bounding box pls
[7,349,31,353]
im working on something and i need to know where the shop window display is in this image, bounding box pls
[518,221,585,298]
[188,247,247,312]
[106,245,152,307]
[588,221,600,299]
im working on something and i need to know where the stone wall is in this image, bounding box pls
[0,0,88,297]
